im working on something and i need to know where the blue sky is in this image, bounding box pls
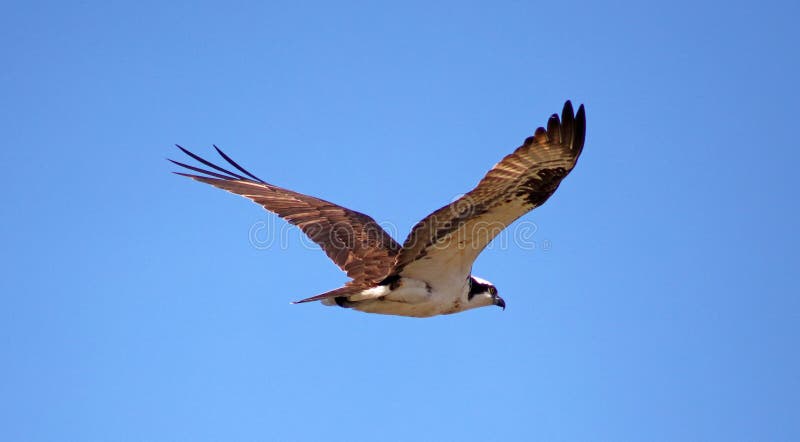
[2,0,798,440]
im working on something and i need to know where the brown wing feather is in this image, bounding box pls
[170,146,401,284]
[391,101,586,284]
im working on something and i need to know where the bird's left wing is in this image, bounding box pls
[391,101,586,287]
[170,146,401,284]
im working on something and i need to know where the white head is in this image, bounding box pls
[466,275,505,311]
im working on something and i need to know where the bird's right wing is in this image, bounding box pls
[391,101,586,288]
[170,146,401,285]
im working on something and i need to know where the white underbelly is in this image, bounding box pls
[344,277,468,318]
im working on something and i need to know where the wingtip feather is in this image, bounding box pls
[213,145,265,183]
[574,104,587,153]
[562,100,574,116]
[547,113,561,143]
[576,103,586,122]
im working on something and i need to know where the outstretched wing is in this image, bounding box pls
[391,101,586,288]
[170,146,401,284]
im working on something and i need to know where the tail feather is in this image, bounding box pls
[292,286,362,304]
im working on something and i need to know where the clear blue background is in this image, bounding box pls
[2,1,798,440]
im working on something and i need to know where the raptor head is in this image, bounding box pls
[467,276,505,310]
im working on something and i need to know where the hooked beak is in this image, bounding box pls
[493,296,506,310]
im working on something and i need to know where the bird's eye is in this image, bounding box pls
[489,286,497,295]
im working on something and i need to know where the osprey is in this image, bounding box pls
[171,101,585,317]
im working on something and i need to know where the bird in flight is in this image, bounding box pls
[171,100,585,317]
